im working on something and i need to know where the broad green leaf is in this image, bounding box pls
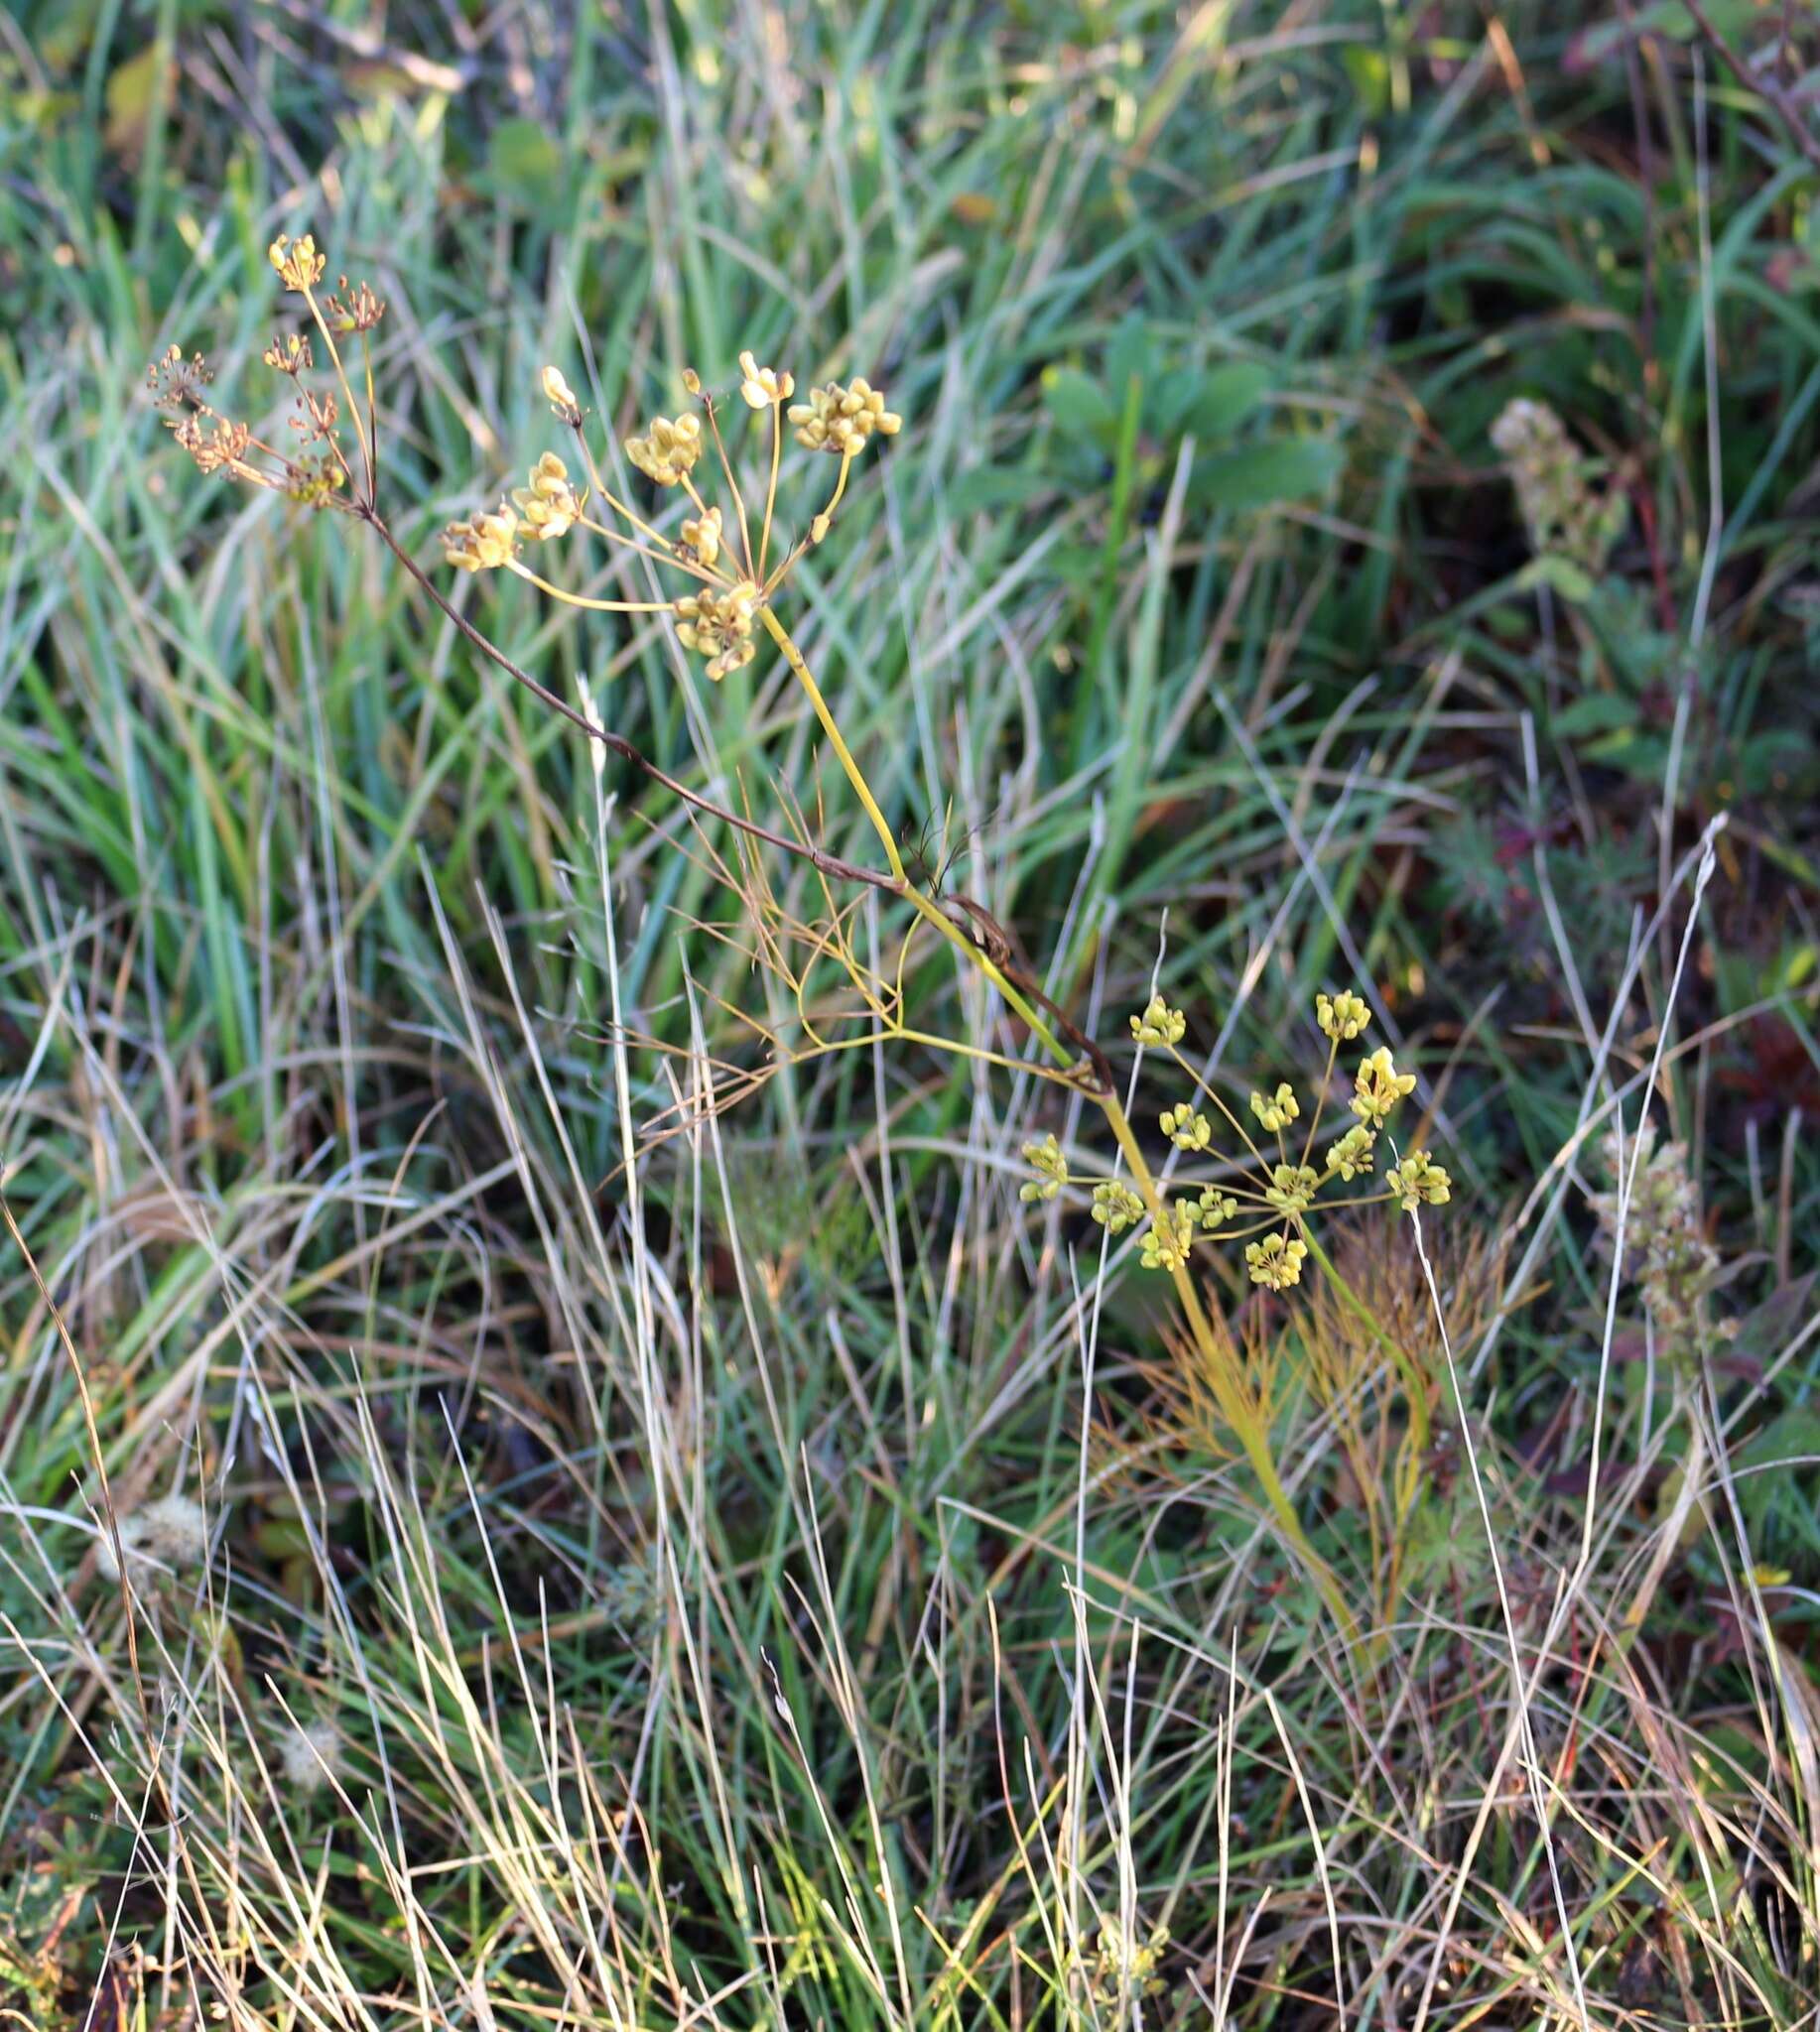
[105,46,168,157]
[1178,361,1271,443]
[1105,316,1156,397]
[1342,46,1391,118]
[1553,693,1636,738]
[1192,437,1342,509]
[487,118,565,209]
[948,467,1050,514]
[1520,554,1597,603]
[1042,365,1116,439]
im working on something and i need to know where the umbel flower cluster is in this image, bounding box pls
[1021,990,1450,1290]
[152,236,902,691]
[442,349,901,680]
[149,235,388,510]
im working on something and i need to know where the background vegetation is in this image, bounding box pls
[3,0,1818,2025]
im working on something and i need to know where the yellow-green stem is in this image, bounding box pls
[568,432,702,561]
[763,602,1354,1633]
[506,562,677,612]
[759,401,783,579]
[301,288,373,500]
[704,401,757,579]
[1101,1101,1353,1633]
[762,611,1085,1068]
[759,607,906,881]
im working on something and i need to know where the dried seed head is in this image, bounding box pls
[1350,1047,1415,1126]
[1091,1181,1144,1234]
[174,412,252,476]
[678,504,722,568]
[146,345,212,410]
[322,276,385,334]
[1385,1148,1451,1211]
[285,455,345,508]
[674,579,759,679]
[1324,1123,1375,1181]
[263,332,313,375]
[288,389,338,443]
[96,1492,209,1586]
[1139,1203,1200,1272]
[1159,1103,1212,1152]
[1083,1919,1170,2007]
[1491,397,1625,576]
[1316,989,1370,1042]
[1587,1124,1719,1337]
[625,412,704,487]
[1244,1233,1308,1291]
[279,1718,345,1795]
[1265,1163,1320,1215]
[1018,1133,1068,1203]
[577,675,607,780]
[1129,994,1186,1047]
[1249,1082,1300,1134]
[543,365,583,426]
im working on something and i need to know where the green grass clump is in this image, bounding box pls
[3,3,1819,2026]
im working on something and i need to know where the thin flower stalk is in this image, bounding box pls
[274,237,374,500]
[505,564,682,613]
[760,399,784,577]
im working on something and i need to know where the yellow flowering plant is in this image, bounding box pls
[1027,989,1448,1297]
[151,233,912,889]
[152,232,1450,1635]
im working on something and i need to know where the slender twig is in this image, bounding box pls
[300,285,376,501]
[759,398,783,579]
[940,894,1113,1091]
[504,561,680,613]
[1682,0,1820,168]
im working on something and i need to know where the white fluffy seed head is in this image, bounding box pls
[95,1492,209,1584]
[279,1718,344,1793]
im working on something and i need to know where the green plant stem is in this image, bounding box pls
[1100,1106,1353,1634]
[761,610,1080,1066]
[764,604,1353,1636]
[758,607,906,882]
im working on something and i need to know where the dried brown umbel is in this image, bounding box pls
[263,332,313,375]
[148,318,357,505]
[149,235,391,509]
[149,231,919,894]
[146,346,213,409]
[322,275,385,334]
